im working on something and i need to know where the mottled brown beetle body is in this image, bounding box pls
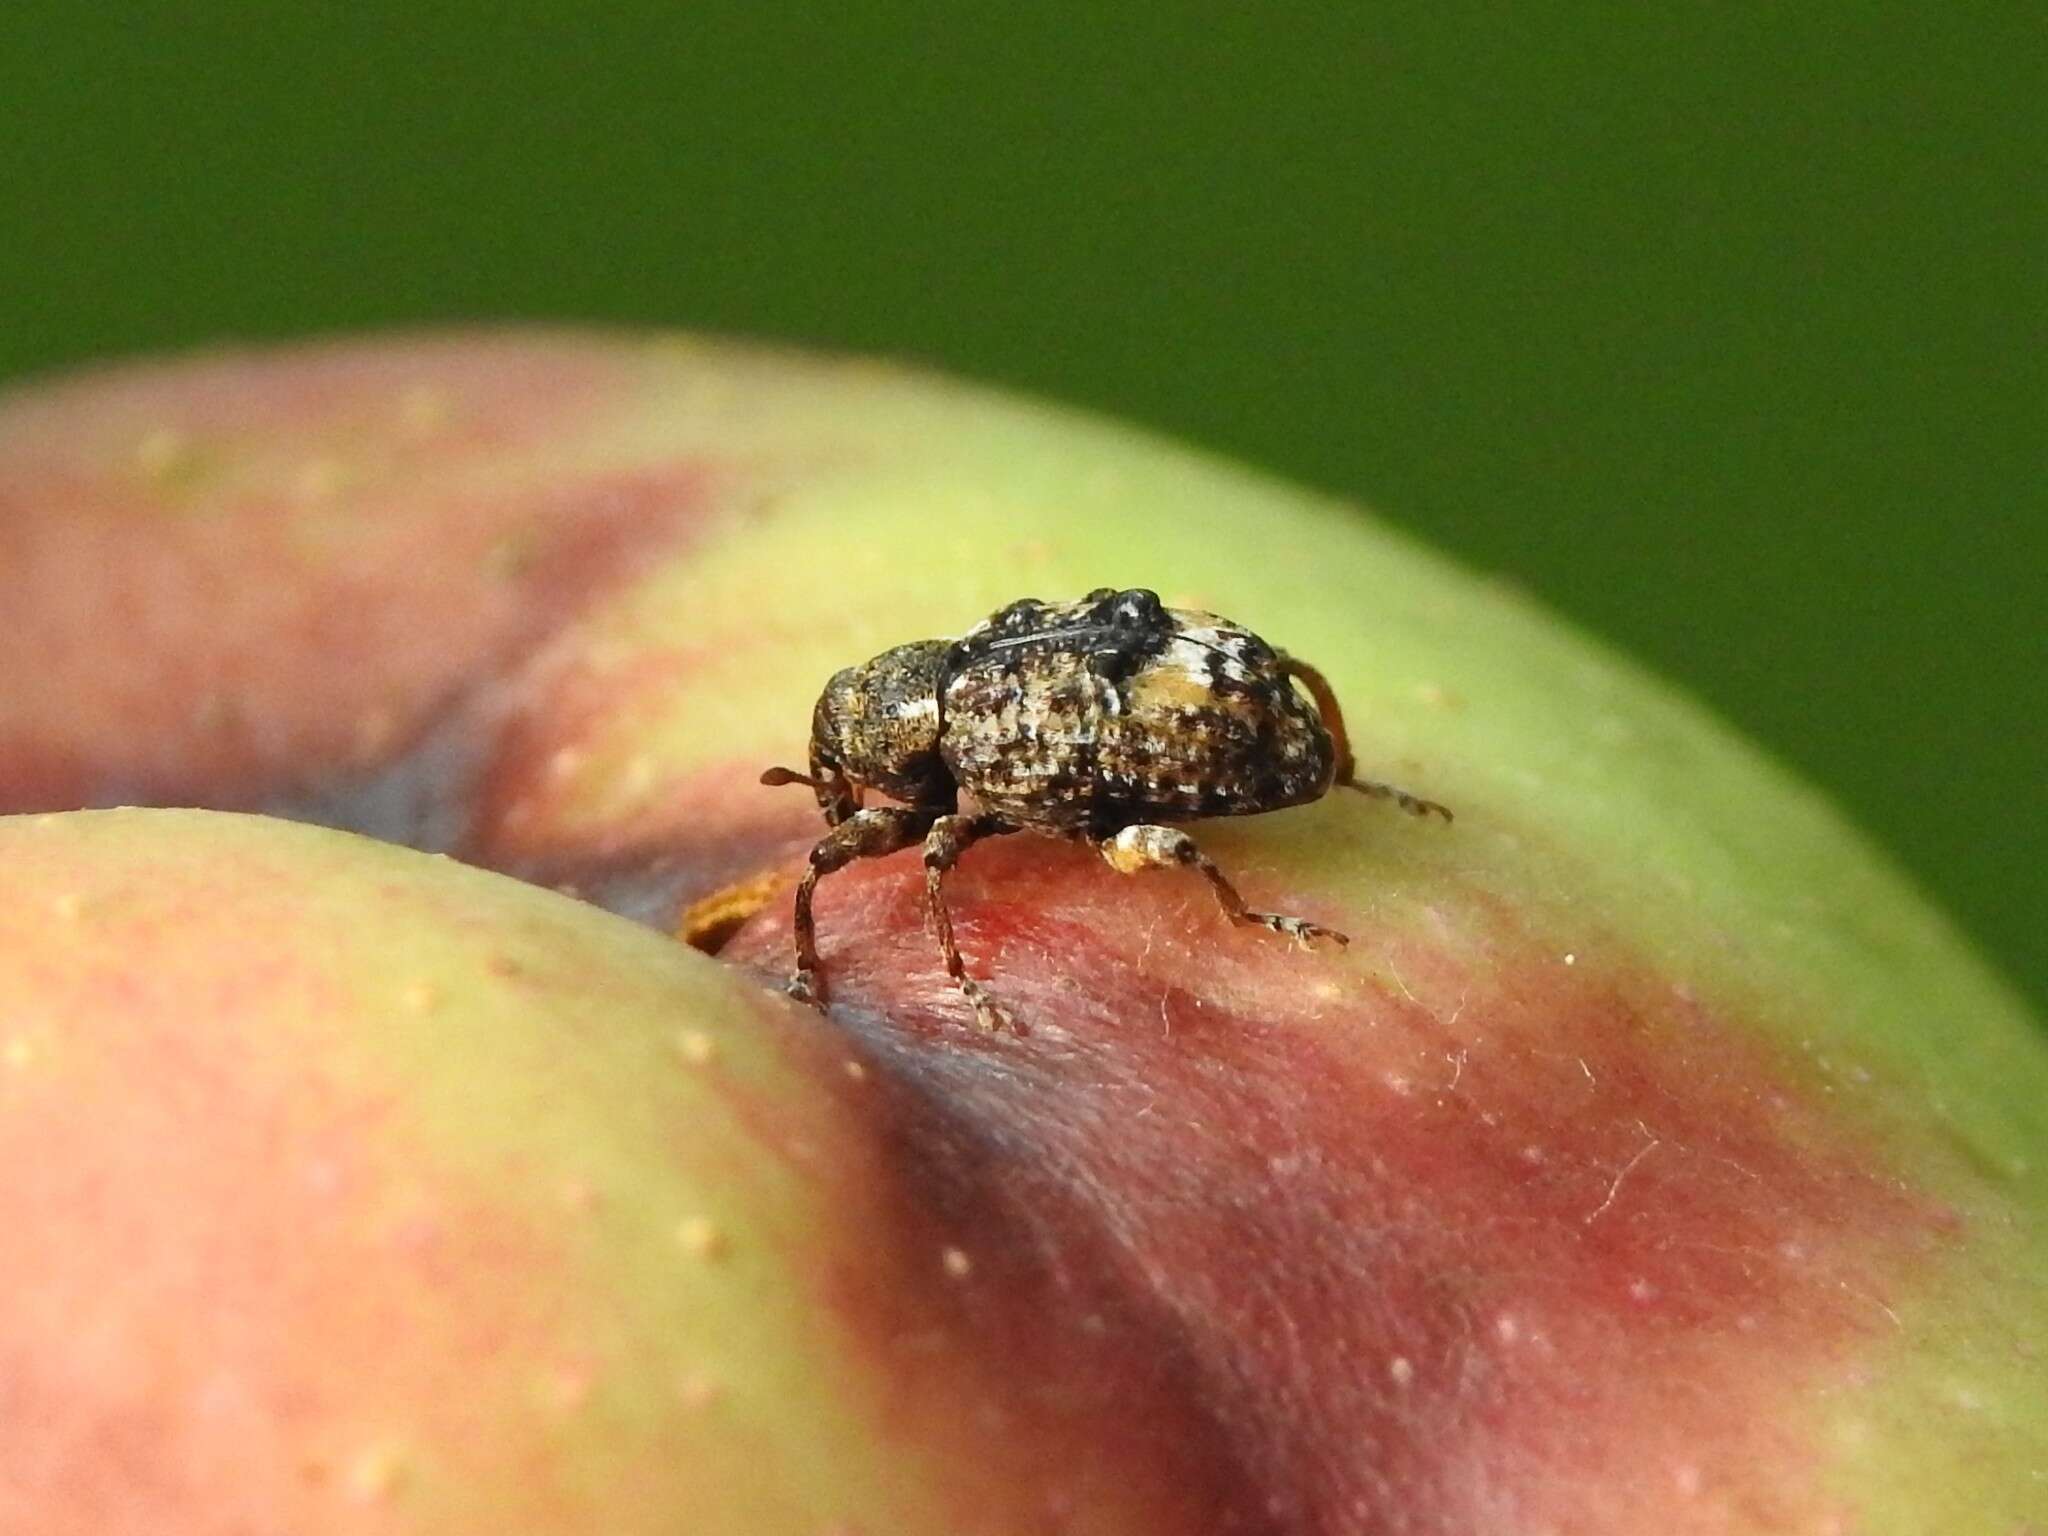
[764,588,1449,1031]
[939,589,1333,833]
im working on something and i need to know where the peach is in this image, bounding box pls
[1,331,2041,1533]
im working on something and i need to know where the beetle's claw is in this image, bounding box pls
[786,970,828,1011]
[957,977,1026,1036]
[1381,787,1453,822]
[1260,914,1350,950]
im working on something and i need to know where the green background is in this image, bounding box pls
[2,3,2039,1010]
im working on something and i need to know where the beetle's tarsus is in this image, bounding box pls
[786,970,826,1010]
[1340,776,1453,823]
[957,975,1024,1035]
[1257,914,1351,949]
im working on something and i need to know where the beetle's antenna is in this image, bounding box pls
[760,766,826,790]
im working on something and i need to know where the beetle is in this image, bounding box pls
[761,587,1450,1032]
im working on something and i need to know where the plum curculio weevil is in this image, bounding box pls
[761,587,1450,1032]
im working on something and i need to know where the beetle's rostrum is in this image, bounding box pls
[761,587,1450,1032]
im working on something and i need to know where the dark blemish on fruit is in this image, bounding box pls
[718,838,1950,1536]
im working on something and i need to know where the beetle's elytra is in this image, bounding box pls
[762,587,1450,1032]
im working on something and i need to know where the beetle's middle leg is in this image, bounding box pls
[1099,824,1349,949]
[1279,654,1453,822]
[923,813,1022,1033]
[788,806,938,1010]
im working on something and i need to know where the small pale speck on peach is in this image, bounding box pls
[345,1443,408,1504]
[676,1215,727,1261]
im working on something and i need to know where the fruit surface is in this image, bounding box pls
[1,331,2042,1533]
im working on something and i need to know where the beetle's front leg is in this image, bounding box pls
[1099,824,1350,949]
[922,813,1021,1033]
[788,806,938,1010]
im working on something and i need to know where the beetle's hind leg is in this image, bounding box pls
[1279,654,1453,822]
[923,814,1022,1033]
[1100,824,1349,950]
[787,807,938,1010]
